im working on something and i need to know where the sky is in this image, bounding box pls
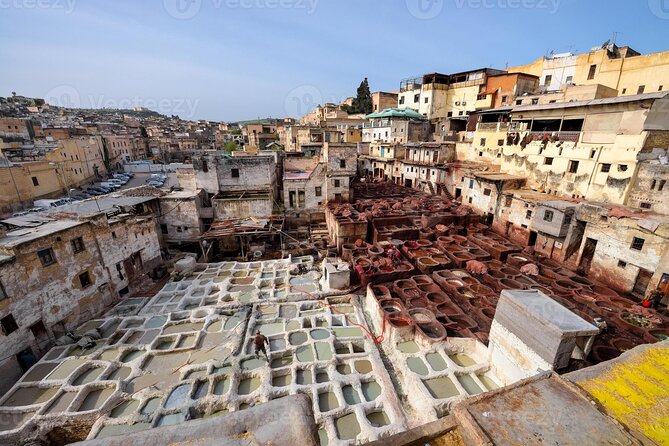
[1,0,668,122]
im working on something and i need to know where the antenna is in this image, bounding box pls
[612,31,621,46]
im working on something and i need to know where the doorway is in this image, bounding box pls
[579,237,598,273]
[455,188,462,199]
[528,230,538,247]
[404,179,412,188]
[633,269,653,297]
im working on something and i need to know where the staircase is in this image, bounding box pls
[426,181,436,195]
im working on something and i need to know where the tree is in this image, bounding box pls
[223,141,237,152]
[343,78,373,114]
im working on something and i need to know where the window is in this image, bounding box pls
[515,99,523,105]
[1,314,19,335]
[531,98,539,105]
[424,97,429,103]
[160,224,168,234]
[618,260,627,268]
[543,210,554,222]
[176,226,183,233]
[0,279,6,301]
[659,180,666,191]
[587,64,597,80]
[501,95,508,103]
[480,138,486,146]
[618,164,628,172]
[497,139,504,146]
[315,186,322,197]
[631,237,645,251]
[469,179,474,189]
[339,159,346,168]
[505,196,512,207]
[544,157,554,165]
[526,210,532,219]
[637,85,645,94]
[202,160,208,172]
[79,271,91,288]
[399,96,405,105]
[565,75,573,84]
[600,163,611,173]
[447,111,453,117]
[590,149,596,159]
[31,176,39,186]
[414,94,420,103]
[544,74,553,86]
[71,237,85,254]
[651,180,657,190]
[659,85,664,92]
[334,179,341,188]
[231,168,239,178]
[37,248,56,266]
[621,88,627,94]
[116,263,124,280]
[468,197,472,204]
[483,188,491,196]
[640,202,652,209]
[568,160,579,173]
[111,231,117,239]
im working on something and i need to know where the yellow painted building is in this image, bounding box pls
[510,45,669,96]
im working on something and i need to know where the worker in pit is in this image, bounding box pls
[254,329,269,359]
[387,244,401,264]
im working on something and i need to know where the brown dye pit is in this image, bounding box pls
[354,360,372,374]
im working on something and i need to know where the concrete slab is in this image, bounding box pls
[71,394,318,446]
[458,374,639,446]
